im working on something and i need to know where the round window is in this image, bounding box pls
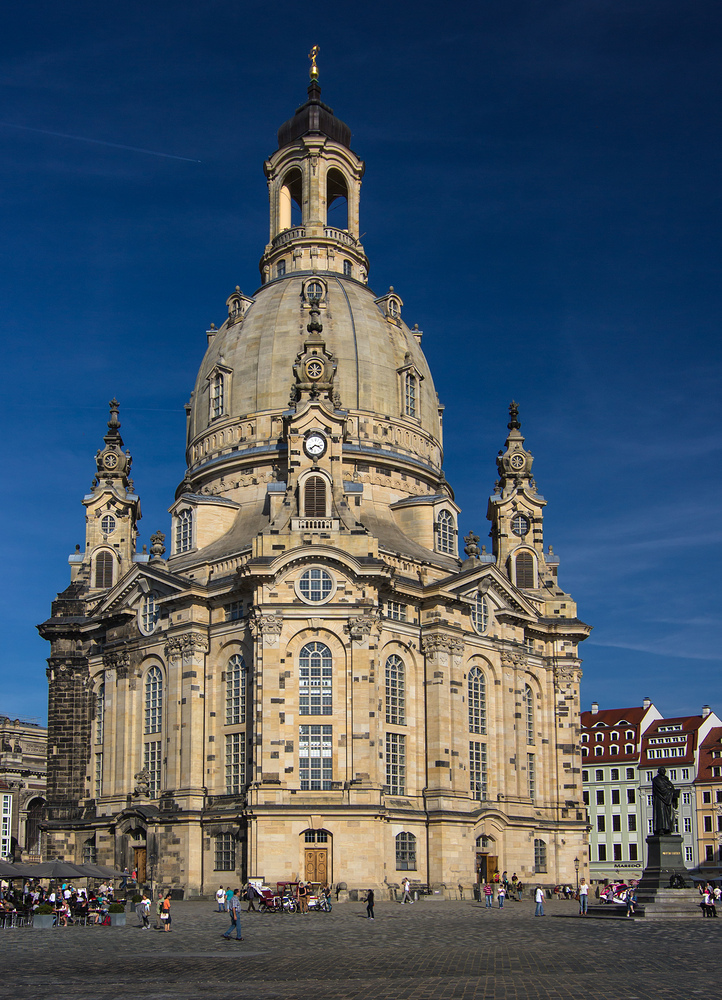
[306,281,324,303]
[511,514,530,537]
[297,568,334,604]
[101,514,116,535]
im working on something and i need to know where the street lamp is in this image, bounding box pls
[149,852,158,901]
[574,856,580,892]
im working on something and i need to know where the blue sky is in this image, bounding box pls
[1,0,721,722]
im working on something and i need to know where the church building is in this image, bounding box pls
[39,62,590,895]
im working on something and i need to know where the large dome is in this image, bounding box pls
[185,273,443,493]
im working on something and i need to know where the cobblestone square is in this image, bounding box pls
[3,897,722,999]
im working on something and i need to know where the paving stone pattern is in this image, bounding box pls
[3,898,722,1000]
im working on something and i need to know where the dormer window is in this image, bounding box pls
[304,279,325,304]
[436,509,456,555]
[175,509,193,553]
[404,371,417,418]
[210,372,224,420]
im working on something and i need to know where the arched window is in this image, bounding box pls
[625,743,634,754]
[595,733,604,742]
[144,666,163,798]
[343,260,352,277]
[326,168,348,229]
[470,593,489,634]
[534,838,547,873]
[581,733,589,743]
[210,372,224,420]
[176,509,193,553]
[525,685,534,745]
[94,551,113,588]
[299,642,332,715]
[581,746,588,756]
[101,514,116,535]
[277,259,286,278]
[595,746,603,756]
[304,476,327,517]
[279,168,302,229]
[140,593,159,635]
[610,745,619,755]
[25,798,45,857]
[95,682,104,745]
[468,666,486,734]
[144,667,163,735]
[515,551,534,588]
[385,655,405,725]
[436,510,455,555]
[395,832,416,870]
[226,654,246,726]
[404,371,417,418]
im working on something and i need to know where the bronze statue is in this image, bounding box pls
[652,766,679,835]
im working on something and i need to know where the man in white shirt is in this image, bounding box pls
[215,885,226,911]
[578,878,589,916]
[534,885,545,916]
[400,877,413,904]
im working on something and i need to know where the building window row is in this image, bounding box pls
[300,725,333,790]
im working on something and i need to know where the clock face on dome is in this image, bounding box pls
[509,453,525,471]
[104,453,118,469]
[304,433,327,458]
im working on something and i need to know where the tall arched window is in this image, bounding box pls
[226,655,246,726]
[470,592,489,634]
[304,476,327,518]
[176,509,193,553]
[144,667,162,735]
[95,551,113,588]
[525,685,534,744]
[436,510,455,555]
[468,666,486,734]
[534,838,547,873]
[95,682,105,744]
[299,642,332,715]
[404,372,417,418]
[395,832,416,870]
[326,168,349,229]
[385,655,405,725]
[144,666,163,798]
[210,372,224,420]
[515,551,534,588]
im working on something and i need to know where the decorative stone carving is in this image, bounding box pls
[133,768,151,797]
[150,530,166,559]
[421,635,464,656]
[249,610,283,645]
[501,650,527,668]
[343,612,382,641]
[463,531,480,558]
[165,633,209,657]
[554,663,581,685]
[102,651,130,671]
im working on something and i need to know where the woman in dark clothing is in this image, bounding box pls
[366,888,375,920]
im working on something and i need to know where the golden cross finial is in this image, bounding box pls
[309,45,320,80]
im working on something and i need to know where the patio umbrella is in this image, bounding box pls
[72,863,127,879]
[19,861,87,879]
[0,861,25,878]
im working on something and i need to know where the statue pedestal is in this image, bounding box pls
[639,834,688,890]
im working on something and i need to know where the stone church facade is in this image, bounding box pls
[40,69,590,895]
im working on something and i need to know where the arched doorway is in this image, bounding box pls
[302,829,331,885]
[24,797,45,860]
[475,834,498,885]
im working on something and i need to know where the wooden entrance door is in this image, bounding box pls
[134,847,147,885]
[304,848,327,884]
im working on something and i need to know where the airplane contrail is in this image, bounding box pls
[0,121,201,163]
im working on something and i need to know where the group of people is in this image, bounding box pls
[482,872,524,907]
[699,882,720,917]
[1,881,118,926]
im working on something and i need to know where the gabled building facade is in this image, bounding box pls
[39,68,591,896]
[695,725,722,875]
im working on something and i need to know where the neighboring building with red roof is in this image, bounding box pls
[694,725,722,875]
[581,698,662,881]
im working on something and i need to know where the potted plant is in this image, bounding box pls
[108,902,126,927]
[33,903,55,929]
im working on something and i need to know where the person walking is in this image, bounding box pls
[534,885,545,917]
[579,878,589,916]
[246,882,258,913]
[498,884,506,909]
[484,881,493,908]
[160,892,172,931]
[136,891,151,929]
[400,877,413,904]
[366,888,375,920]
[458,882,464,900]
[222,888,243,940]
[215,885,226,912]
